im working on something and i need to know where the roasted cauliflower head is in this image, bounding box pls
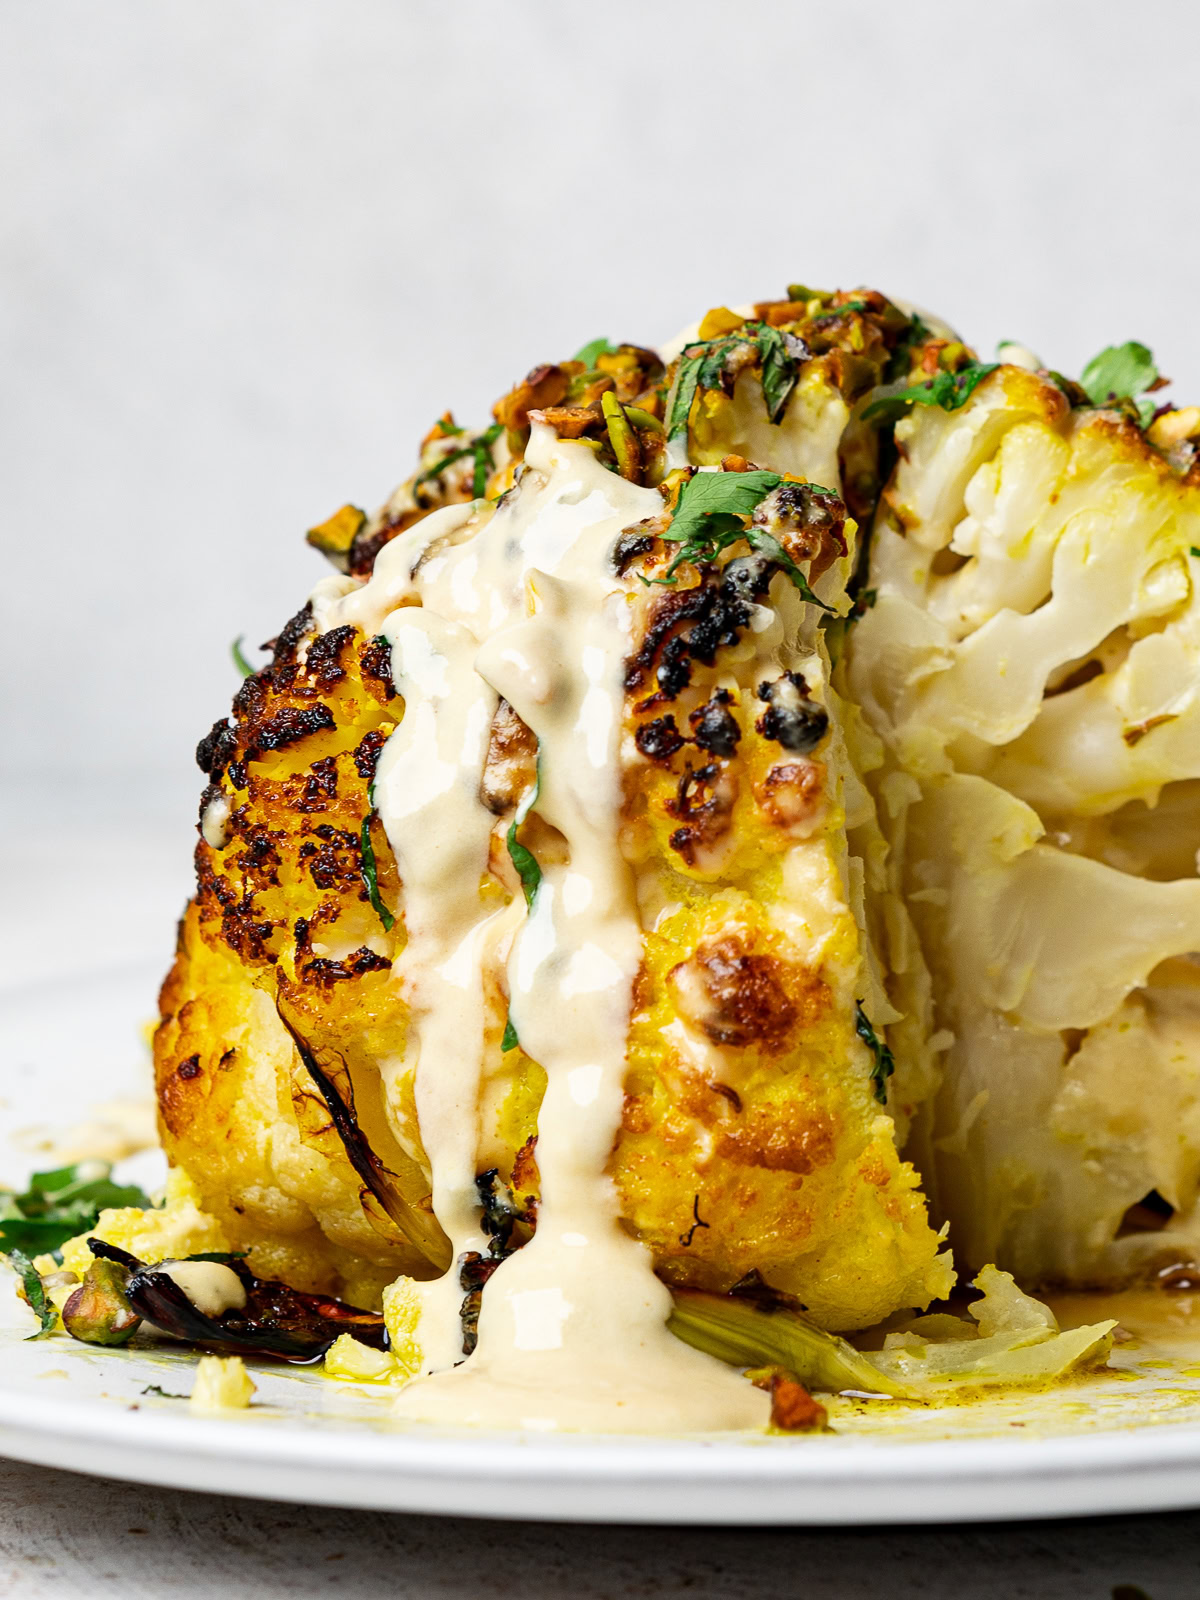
[153,290,955,1340]
[144,290,1200,1411]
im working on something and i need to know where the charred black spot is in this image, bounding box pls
[348,525,395,579]
[458,1250,504,1356]
[756,673,829,754]
[360,635,396,698]
[177,1055,201,1081]
[306,625,354,689]
[353,729,387,783]
[227,759,247,791]
[248,703,335,756]
[265,603,315,668]
[656,636,693,698]
[232,673,268,721]
[300,947,392,987]
[626,572,757,706]
[690,691,741,757]
[611,529,656,576]
[635,715,686,763]
[298,756,338,812]
[196,719,238,777]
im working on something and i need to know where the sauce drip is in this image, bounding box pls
[313,427,767,1432]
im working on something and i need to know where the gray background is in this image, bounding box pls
[3,6,1200,1587]
[5,1,1200,834]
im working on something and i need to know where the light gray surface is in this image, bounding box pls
[4,0,1200,833]
[0,1455,1197,1599]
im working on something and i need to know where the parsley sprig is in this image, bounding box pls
[653,470,835,612]
[1080,342,1161,426]
[667,323,806,440]
[863,361,998,423]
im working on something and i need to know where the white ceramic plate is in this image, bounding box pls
[5,965,1200,1525]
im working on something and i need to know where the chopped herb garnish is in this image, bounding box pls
[506,768,543,908]
[414,424,502,500]
[1080,341,1161,426]
[1190,547,1200,559]
[8,1249,56,1338]
[662,469,783,556]
[651,470,835,612]
[0,1162,153,1256]
[471,423,502,499]
[863,361,999,423]
[141,1384,188,1399]
[813,298,868,322]
[755,323,803,424]
[666,323,807,440]
[855,1002,895,1104]
[231,636,255,679]
[744,528,834,614]
[501,1015,519,1053]
[359,812,395,933]
[573,337,617,367]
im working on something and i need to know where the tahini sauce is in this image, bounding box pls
[312,426,768,1432]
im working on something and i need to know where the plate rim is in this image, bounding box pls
[5,1383,1200,1524]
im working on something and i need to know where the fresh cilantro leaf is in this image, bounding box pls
[359,813,395,932]
[662,469,783,549]
[1080,342,1159,409]
[755,324,802,424]
[652,471,836,611]
[855,1002,895,1105]
[231,636,255,679]
[573,337,616,367]
[506,770,543,909]
[666,344,706,440]
[501,1016,519,1053]
[8,1249,56,1338]
[863,361,998,423]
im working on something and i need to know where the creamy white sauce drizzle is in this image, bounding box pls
[162,1260,246,1318]
[313,426,767,1432]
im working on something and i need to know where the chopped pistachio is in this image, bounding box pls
[601,391,640,481]
[306,505,366,572]
[61,1258,141,1347]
